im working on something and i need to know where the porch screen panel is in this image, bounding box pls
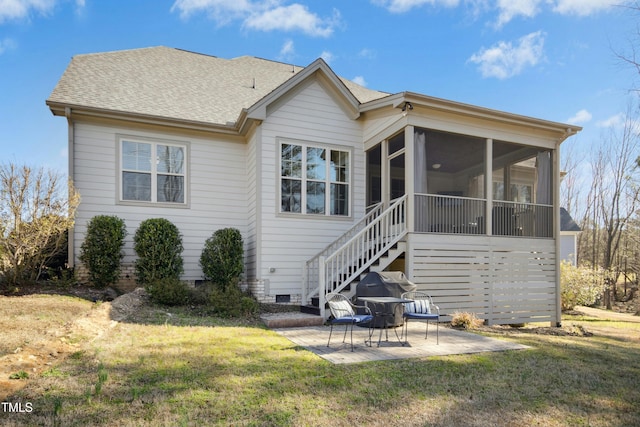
[414,129,427,194]
[390,154,405,200]
[366,145,382,207]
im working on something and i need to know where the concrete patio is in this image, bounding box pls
[273,321,530,364]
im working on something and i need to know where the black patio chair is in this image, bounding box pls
[400,291,440,344]
[326,292,374,351]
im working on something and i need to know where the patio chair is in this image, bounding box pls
[326,292,374,351]
[401,291,440,344]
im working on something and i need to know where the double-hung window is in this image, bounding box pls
[280,141,350,217]
[120,137,187,205]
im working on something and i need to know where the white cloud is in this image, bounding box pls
[567,109,592,125]
[372,0,459,13]
[171,0,252,23]
[352,76,367,86]
[468,31,545,79]
[0,0,86,23]
[551,0,615,17]
[358,48,376,59]
[372,0,612,26]
[172,1,339,37]
[320,51,334,64]
[244,4,339,37]
[0,0,56,23]
[494,0,542,28]
[279,39,295,59]
[0,37,17,54]
[597,113,625,128]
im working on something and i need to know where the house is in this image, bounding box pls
[560,207,582,266]
[47,46,581,326]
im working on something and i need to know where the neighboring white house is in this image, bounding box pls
[560,207,581,266]
[47,46,581,325]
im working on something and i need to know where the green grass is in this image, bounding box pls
[5,304,640,427]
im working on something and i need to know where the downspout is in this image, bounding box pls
[65,107,75,269]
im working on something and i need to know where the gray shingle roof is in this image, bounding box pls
[47,46,388,126]
[560,208,581,232]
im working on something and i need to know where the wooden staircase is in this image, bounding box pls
[301,196,408,318]
[300,241,406,315]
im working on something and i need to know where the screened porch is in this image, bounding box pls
[366,126,555,239]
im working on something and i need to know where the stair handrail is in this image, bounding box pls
[302,202,383,304]
[318,195,408,318]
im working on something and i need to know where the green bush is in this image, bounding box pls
[79,216,127,288]
[199,228,244,291]
[560,261,603,310]
[207,285,259,317]
[133,218,183,285]
[146,277,191,306]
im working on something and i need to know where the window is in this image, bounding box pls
[280,142,350,216]
[120,138,187,204]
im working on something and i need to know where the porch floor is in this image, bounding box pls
[272,322,529,364]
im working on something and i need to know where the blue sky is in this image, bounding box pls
[0,0,636,175]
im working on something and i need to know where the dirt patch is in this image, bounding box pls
[0,288,149,400]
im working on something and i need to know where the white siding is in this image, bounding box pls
[560,233,578,266]
[257,78,365,299]
[407,233,558,325]
[72,122,249,282]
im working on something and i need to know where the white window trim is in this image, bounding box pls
[116,135,190,208]
[278,139,352,218]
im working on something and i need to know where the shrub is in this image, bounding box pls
[199,228,244,291]
[146,277,191,306]
[206,285,259,317]
[450,311,483,330]
[560,261,603,311]
[133,218,183,285]
[79,216,127,288]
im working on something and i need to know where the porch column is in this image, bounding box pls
[485,138,494,325]
[485,138,493,236]
[405,125,415,232]
[553,147,562,327]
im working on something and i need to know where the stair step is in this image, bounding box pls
[300,304,321,315]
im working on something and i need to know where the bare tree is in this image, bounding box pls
[596,108,640,271]
[583,107,640,306]
[560,138,585,218]
[0,163,80,284]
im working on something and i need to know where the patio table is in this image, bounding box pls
[357,296,413,347]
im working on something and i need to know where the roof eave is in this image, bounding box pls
[246,58,361,121]
[360,91,582,142]
[47,101,241,135]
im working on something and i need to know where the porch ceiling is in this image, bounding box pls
[423,129,541,174]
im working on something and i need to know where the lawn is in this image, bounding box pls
[1,293,639,427]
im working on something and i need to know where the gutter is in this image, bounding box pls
[359,91,583,141]
[47,102,247,136]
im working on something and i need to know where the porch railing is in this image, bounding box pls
[302,202,383,305]
[493,200,553,238]
[414,193,553,238]
[317,195,408,318]
[415,193,486,234]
